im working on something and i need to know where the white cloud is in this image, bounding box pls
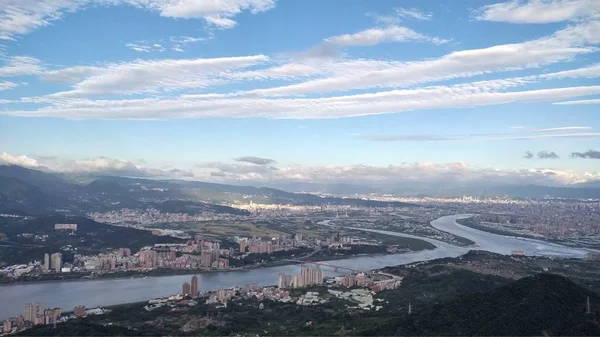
[553,98,600,105]
[0,0,86,40]
[46,55,269,97]
[354,126,596,142]
[169,35,210,51]
[395,7,432,21]
[0,80,18,91]
[534,126,592,132]
[0,152,194,178]
[323,25,449,47]
[3,151,600,187]
[0,152,41,168]
[40,66,103,84]
[476,0,600,24]
[0,0,277,40]
[0,55,42,76]
[6,80,600,119]
[542,63,600,79]
[126,42,166,53]
[245,20,599,97]
[199,160,600,186]
[169,36,208,44]
[357,132,600,142]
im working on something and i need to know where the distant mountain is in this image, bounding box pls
[0,165,416,216]
[377,273,600,336]
[262,181,600,199]
[0,175,71,215]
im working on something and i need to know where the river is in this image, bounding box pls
[0,214,592,320]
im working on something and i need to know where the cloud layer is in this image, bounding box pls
[357,126,600,143]
[1,2,599,120]
[0,152,194,178]
[0,0,276,40]
[477,0,600,24]
[2,152,599,187]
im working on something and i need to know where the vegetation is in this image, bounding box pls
[361,231,436,250]
[368,274,600,336]
[0,215,185,266]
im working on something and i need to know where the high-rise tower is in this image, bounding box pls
[191,275,199,298]
[43,253,50,271]
[587,296,591,315]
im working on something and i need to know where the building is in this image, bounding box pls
[43,253,50,272]
[201,250,213,268]
[43,308,61,325]
[54,223,77,231]
[341,275,357,287]
[24,303,41,322]
[118,248,131,257]
[14,315,24,327]
[74,305,86,317]
[278,272,286,289]
[50,252,63,272]
[278,268,322,289]
[2,319,11,333]
[182,282,191,295]
[239,239,246,253]
[191,275,199,298]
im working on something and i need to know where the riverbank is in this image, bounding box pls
[455,217,600,251]
[0,251,386,285]
[1,230,436,285]
[0,261,298,286]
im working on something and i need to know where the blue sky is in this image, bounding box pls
[0,0,599,187]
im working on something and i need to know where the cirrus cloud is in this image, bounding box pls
[476,0,600,24]
[0,0,277,40]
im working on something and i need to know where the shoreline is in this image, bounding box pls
[455,217,600,251]
[0,250,414,286]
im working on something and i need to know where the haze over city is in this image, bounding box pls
[0,0,599,191]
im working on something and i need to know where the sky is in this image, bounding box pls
[0,0,599,188]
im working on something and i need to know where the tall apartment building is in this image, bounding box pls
[50,252,62,272]
[239,239,246,253]
[2,319,11,333]
[43,253,50,272]
[43,308,61,325]
[74,305,86,317]
[24,303,41,322]
[200,250,213,268]
[191,275,199,298]
[182,282,191,295]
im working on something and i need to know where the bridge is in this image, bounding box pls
[293,259,363,273]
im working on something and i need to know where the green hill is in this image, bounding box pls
[0,215,185,266]
[373,273,600,336]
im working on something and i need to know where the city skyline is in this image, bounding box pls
[1,0,600,188]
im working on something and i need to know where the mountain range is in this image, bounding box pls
[0,165,415,216]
